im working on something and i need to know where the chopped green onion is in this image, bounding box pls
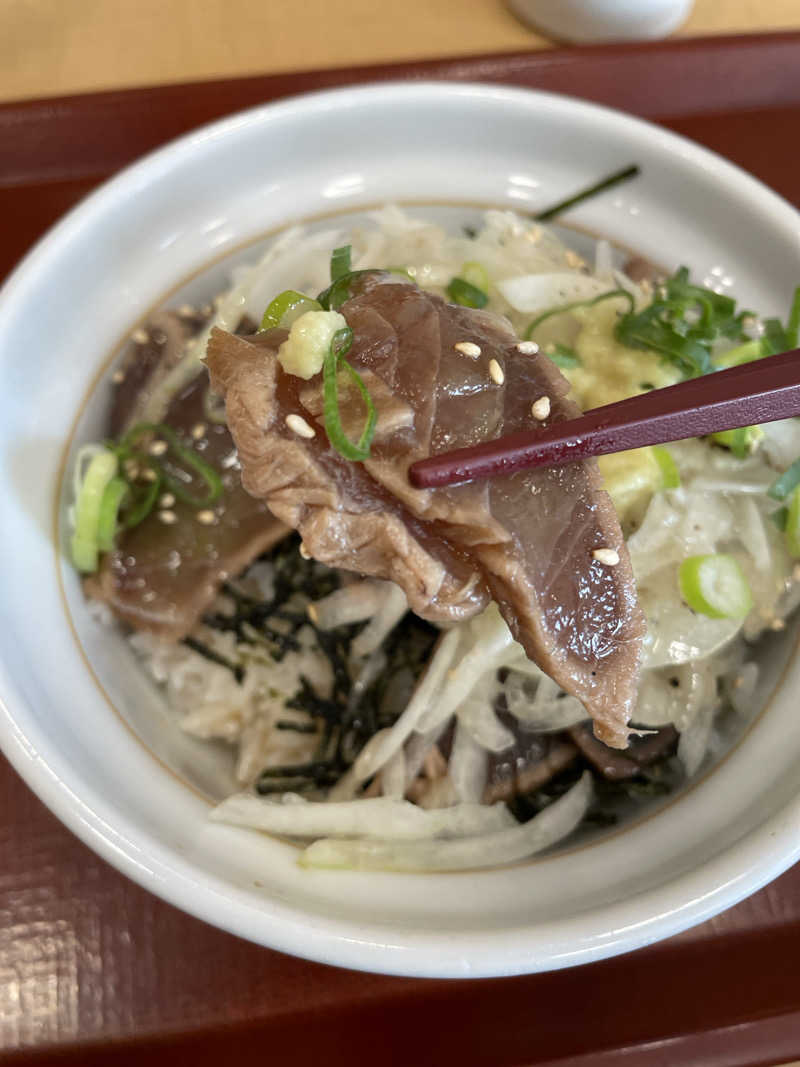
[460,261,490,293]
[547,342,581,368]
[762,317,788,356]
[524,289,635,340]
[122,474,162,529]
[322,327,376,462]
[678,554,753,620]
[260,290,321,331]
[710,425,763,459]
[317,270,379,311]
[122,423,223,507]
[785,486,800,557]
[97,476,128,552]
[534,164,640,223]
[771,507,789,531]
[652,445,681,489]
[711,338,765,369]
[446,276,488,309]
[768,457,800,501]
[70,448,119,572]
[385,265,414,281]
[330,245,352,282]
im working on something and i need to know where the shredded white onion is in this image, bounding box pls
[299,773,592,871]
[211,791,515,840]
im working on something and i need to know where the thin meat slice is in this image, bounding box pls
[87,314,288,639]
[207,275,645,746]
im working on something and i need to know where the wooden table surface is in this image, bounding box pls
[3,0,800,104]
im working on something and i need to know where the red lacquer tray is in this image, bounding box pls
[2,33,800,1067]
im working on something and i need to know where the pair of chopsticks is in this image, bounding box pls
[410,348,800,489]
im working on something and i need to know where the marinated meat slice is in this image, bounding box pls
[206,330,490,624]
[207,275,645,746]
[87,314,288,639]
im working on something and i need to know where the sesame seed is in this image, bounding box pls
[454,341,481,358]
[191,422,207,440]
[299,543,311,560]
[770,618,786,632]
[196,509,216,525]
[516,341,539,355]
[488,359,505,385]
[111,369,126,384]
[159,510,177,525]
[307,603,319,624]
[141,468,158,483]
[159,493,175,509]
[565,250,585,269]
[285,413,316,439]
[123,460,140,480]
[592,548,620,566]
[131,327,148,345]
[531,396,551,420]
[178,304,196,318]
[149,439,168,456]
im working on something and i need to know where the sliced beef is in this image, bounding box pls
[207,275,645,746]
[87,314,288,640]
[568,722,678,781]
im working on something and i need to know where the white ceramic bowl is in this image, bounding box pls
[1,83,799,979]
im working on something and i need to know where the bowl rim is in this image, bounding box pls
[2,79,800,978]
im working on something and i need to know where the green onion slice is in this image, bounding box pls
[330,245,352,282]
[547,342,581,369]
[652,445,681,489]
[260,290,321,331]
[678,554,753,620]
[524,288,635,340]
[534,164,640,223]
[317,270,379,311]
[122,473,162,529]
[786,486,800,557]
[97,476,128,552]
[711,338,765,369]
[70,448,119,572]
[446,276,488,309]
[122,422,223,507]
[786,286,800,349]
[767,458,800,502]
[710,425,763,459]
[460,261,490,293]
[322,327,377,462]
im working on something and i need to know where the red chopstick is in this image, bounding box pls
[409,348,800,489]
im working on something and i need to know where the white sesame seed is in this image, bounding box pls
[149,439,168,456]
[299,543,311,560]
[285,413,316,439]
[159,493,175,509]
[307,603,319,623]
[141,468,158,482]
[159,510,177,525]
[592,548,620,566]
[178,304,196,318]
[531,396,551,420]
[516,341,539,355]
[191,422,206,440]
[770,618,786,632]
[454,341,481,358]
[488,359,505,385]
[196,509,216,525]
[565,250,585,269]
[131,327,149,345]
[111,369,126,384]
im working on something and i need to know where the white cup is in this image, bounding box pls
[507,0,694,43]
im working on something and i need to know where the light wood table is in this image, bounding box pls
[3,0,800,103]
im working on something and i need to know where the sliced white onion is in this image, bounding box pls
[677,705,715,778]
[456,697,515,753]
[380,748,407,798]
[212,791,514,840]
[300,773,592,871]
[329,627,461,799]
[449,722,489,802]
[309,581,392,630]
[350,583,408,659]
[496,273,610,313]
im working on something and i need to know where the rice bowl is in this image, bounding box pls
[1,82,800,976]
